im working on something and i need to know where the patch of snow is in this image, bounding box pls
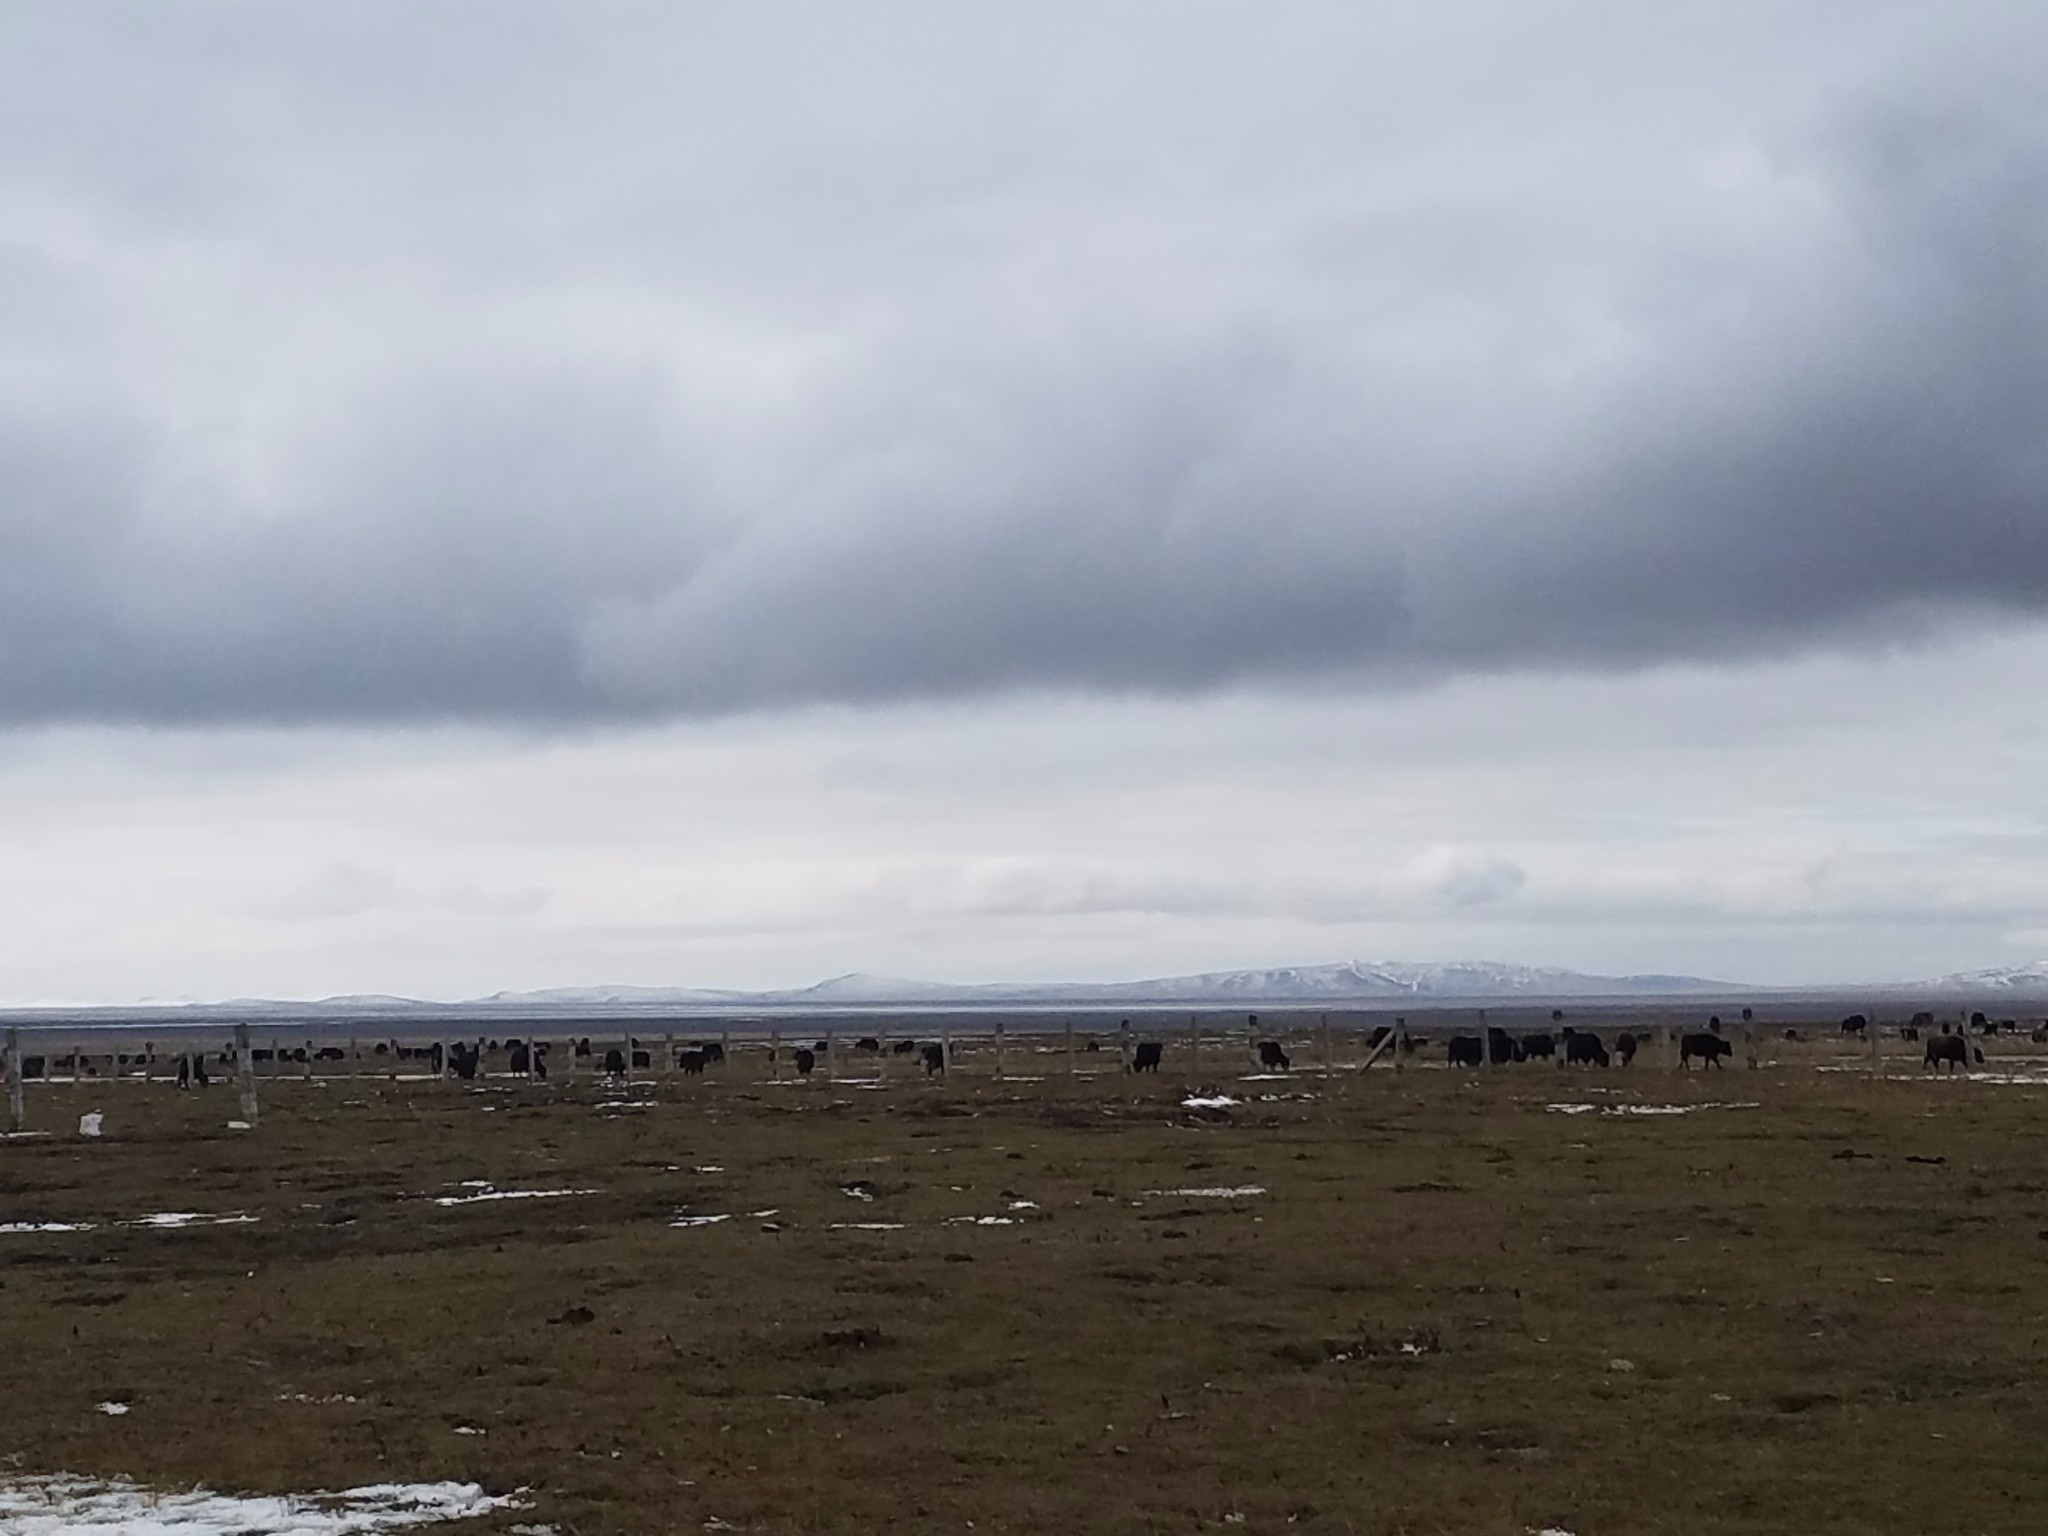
[670,1215,731,1229]
[1545,1104,1598,1115]
[1007,1199,1039,1210]
[77,1114,103,1138]
[1181,1096,1240,1110]
[129,1212,258,1229]
[94,1403,128,1417]
[1605,1103,1760,1116]
[1148,1185,1266,1199]
[0,1223,94,1234]
[692,1165,724,1174]
[945,1216,1016,1226]
[225,1121,253,1132]
[827,1222,905,1231]
[429,1188,597,1207]
[0,1475,520,1535]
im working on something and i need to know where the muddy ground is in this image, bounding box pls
[3,1044,2046,1535]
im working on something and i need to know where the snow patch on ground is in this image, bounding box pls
[0,1475,521,1535]
[0,1223,93,1234]
[1149,1185,1266,1199]
[670,1214,731,1228]
[132,1212,260,1229]
[429,1187,597,1206]
[1547,1103,1759,1117]
[1181,1095,1240,1110]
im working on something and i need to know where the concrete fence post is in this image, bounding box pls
[235,1023,258,1127]
[825,1026,837,1083]
[941,1020,954,1075]
[7,1026,24,1133]
[1065,1020,1075,1075]
[1119,1018,1131,1072]
[1321,1012,1333,1075]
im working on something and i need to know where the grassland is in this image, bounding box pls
[4,1043,2048,1535]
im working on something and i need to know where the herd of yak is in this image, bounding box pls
[8,1009,2019,1085]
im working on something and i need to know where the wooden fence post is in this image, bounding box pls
[1321,1012,1333,1074]
[1870,1015,1881,1077]
[1065,1020,1075,1075]
[825,1026,837,1083]
[993,1020,1005,1080]
[769,1027,780,1081]
[942,1020,954,1076]
[1480,1009,1492,1071]
[1119,1018,1131,1072]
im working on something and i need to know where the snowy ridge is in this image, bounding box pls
[1904,961,2048,996]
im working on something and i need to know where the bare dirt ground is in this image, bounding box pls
[4,1043,2047,1535]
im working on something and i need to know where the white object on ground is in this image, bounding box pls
[94,1403,129,1416]
[1180,1096,1239,1110]
[76,1114,102,1139]
[0,1474,521,1535]
[429,1188,597,1206]
[670,1215,731,1228]
[1148,1186,1266,1198]
[129,1213,259,1229]
[0,1223,95,1234]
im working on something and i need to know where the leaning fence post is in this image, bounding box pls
[235,1023,258,1126]
[6,1027,24,1132]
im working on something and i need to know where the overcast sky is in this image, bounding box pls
[3,3,2045,1002]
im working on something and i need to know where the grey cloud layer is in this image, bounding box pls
[2,3,2044,724]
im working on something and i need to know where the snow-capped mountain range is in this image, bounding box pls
[90,957,2048,1017]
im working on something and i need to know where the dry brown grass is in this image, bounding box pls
[4,1044,2048,1535]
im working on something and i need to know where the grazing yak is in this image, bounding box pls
[602,1047,626,1077]
[1520,1032,1556,1061]
[921,1043,946,1074]
[1924,1035,1981,1073]
[1562,1029,1611,1068]
[1841,1014,1868,1036]
[678,1049,707,1075]
[1130,1041,1163,1073]
[1680,1032,1732,1068]
[1256,1040,1291,1071]
[1614,1031,1638,1066]
[855,1037,881,1052]
[794,1048,816,1077]
[1447,1035,1484,1068]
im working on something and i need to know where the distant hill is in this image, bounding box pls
[1900,962,2048,997]
[462,959,1735,1008]
[60,957,2048,1018]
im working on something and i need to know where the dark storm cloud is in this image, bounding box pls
[1,4,2044,724]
